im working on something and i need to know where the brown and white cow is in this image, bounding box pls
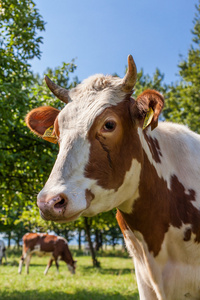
[18,233,76,275]
[26,55,200,299]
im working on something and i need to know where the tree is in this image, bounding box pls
[163,1,200,133]
[134,68,168,97]
[14,62,78,236]
[0,0,45,240]
[0,0,78,246]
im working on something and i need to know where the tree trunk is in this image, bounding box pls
[84,217,100,268]
[95,230,103,251]
[8,231,11,248]
[99,230,103,250]
[78,229,82,250]
[95,229,100,251]
[64,228,68,241]
[17,232,20,249]
[112,237,115,250]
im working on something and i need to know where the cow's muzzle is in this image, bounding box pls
[37,194,68,221]
[37,193,86,222]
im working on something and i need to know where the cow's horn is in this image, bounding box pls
[122,55,137,92]
[45,75,69,104]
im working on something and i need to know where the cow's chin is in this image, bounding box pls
[39,210,83,223]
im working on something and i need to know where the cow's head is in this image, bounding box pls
[26,55,164,222]
[68,260,77,274]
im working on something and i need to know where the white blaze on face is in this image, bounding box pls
[38,74,130,221]
[38,129,91,218]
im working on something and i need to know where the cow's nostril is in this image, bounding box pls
[54,198,66,209]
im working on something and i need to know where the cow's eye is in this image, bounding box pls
[103,121,116,131]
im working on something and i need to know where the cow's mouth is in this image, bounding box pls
[39,209,83,223]
[39,209,49,221]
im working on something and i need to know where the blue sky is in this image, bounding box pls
[32,0,197,85]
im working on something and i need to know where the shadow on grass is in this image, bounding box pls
[100,268,135,275]
[5,259,19,266]
[72,249,129,258]
[16,262,135,276]
[79,265,135,275]
[0,289,139,300]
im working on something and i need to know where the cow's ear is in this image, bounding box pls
[131,89,164,130]
[25,106,60,143]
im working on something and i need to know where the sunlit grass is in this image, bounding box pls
[0,251,139,299]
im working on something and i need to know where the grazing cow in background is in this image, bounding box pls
[0,240,6,264]
[18,233,76,275]
[26,55,200,299]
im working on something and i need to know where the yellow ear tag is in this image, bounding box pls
[42,125,57,144]
[143,107,154,130]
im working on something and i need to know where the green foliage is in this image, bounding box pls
[0,0,45,60]
[0,0,78,242]
[134,68,168,97]
[0,0,45,238]
[163,1,200,133]
[13,61,78,234]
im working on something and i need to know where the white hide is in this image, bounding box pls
[123,122,200,300]
[128,123,200,300]
[138,123,200,204]
[124,222,200,300]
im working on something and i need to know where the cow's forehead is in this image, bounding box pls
[69,74,126,101]
[58,74,128,134]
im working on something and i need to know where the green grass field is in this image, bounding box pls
[0,250,139,300]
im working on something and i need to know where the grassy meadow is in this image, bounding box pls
[0,249,139,300]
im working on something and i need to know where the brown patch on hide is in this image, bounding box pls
[120,152,199,256]
[144,133,162,163]
[85,98,143,191]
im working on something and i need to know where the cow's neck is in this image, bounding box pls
[118,127,198,257]
[120,148,170,256]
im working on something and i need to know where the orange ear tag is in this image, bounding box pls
[143,108,154,130]
[42,125,58,144]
